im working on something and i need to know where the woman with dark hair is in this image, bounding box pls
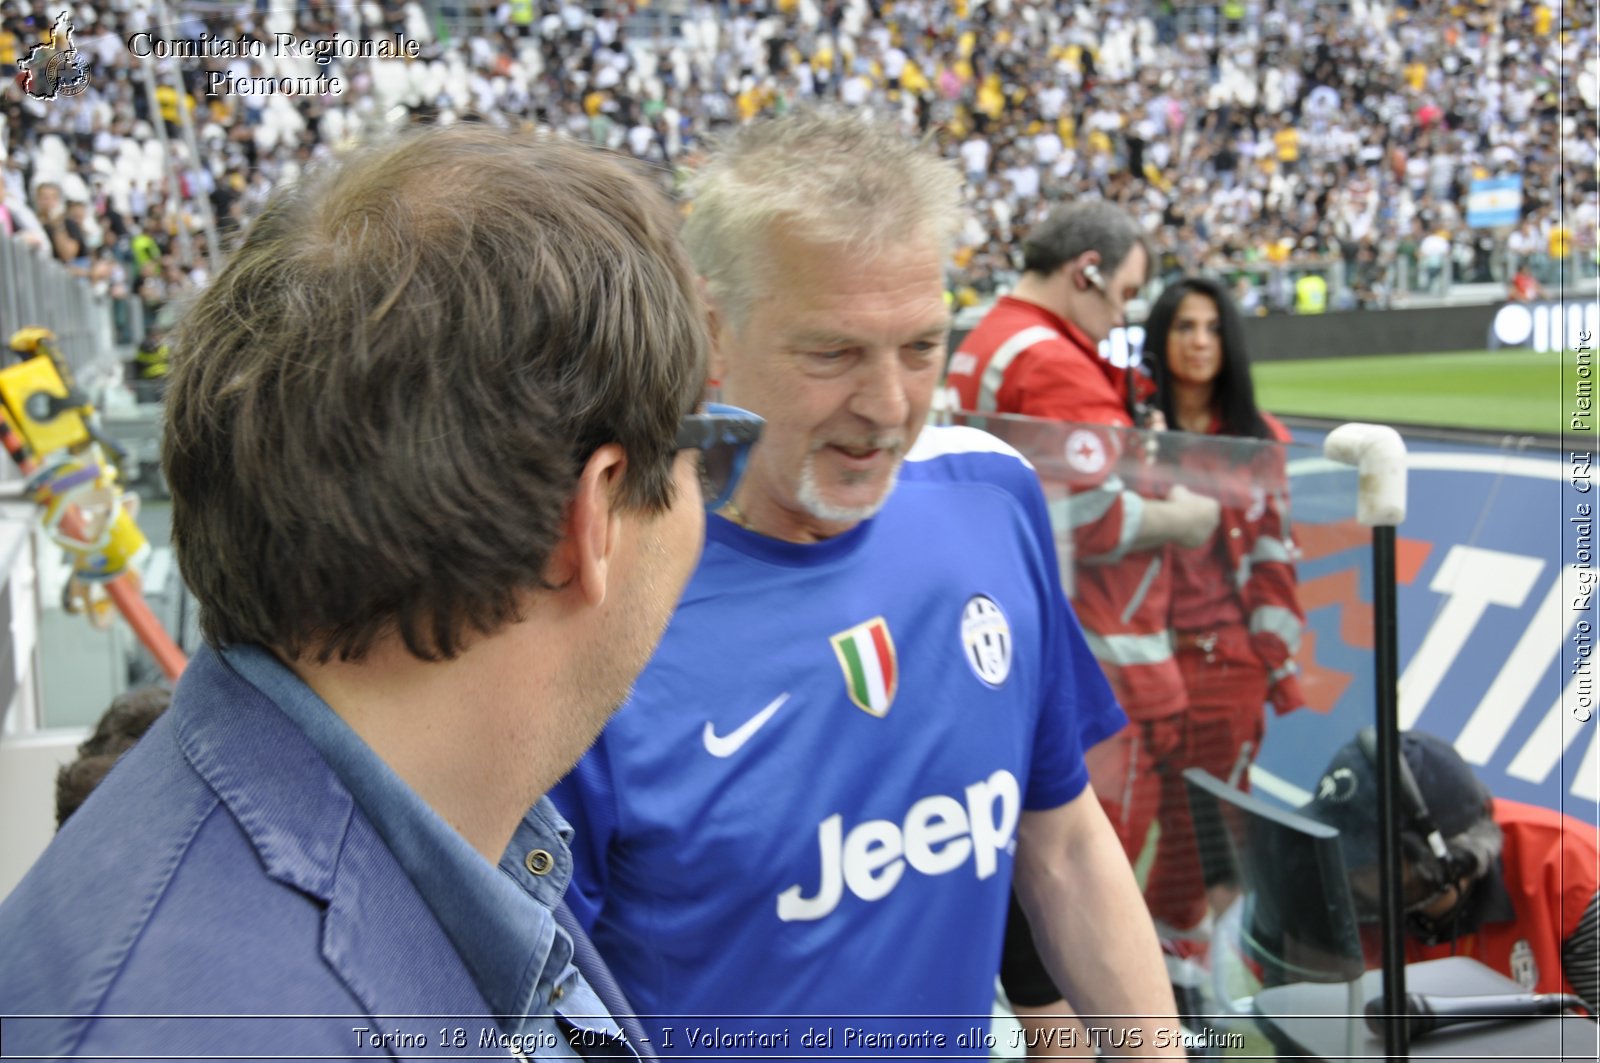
[1147,275,1270,440]
[1139,275,1309,938]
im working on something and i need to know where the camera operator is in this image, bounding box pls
[1303,729,1598,1014]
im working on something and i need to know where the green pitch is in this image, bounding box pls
[1251,349,1571,436]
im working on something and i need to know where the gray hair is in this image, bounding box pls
[1021,200,1151,279]
[1444,815,1504,881]
[682,109,963,325]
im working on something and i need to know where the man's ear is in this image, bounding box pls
[565,443,627,608]
[1070,250,1101,291]
[704,294,730,386]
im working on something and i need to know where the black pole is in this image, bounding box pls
[1372,524,1409,1060]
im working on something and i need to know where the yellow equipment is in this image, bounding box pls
[0,328,149,587]
[0,328,183,675]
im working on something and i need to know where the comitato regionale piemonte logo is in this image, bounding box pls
[17,11,90,101]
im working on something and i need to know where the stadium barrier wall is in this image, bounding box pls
[951,304,1503,365]
[1237,304,1503,361]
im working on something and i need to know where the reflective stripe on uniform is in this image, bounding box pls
[1251,536,1293,564]
[1120,554,1163,625]
[1044,496,1073,534]
[1070,480,1145,564]
[1114,490,1145,561]
[1083,628,1175,667]
[1063,482,1118,528]
[1251,605,1303,654]
[975,325,1061,413]
[1235,534,1293,589]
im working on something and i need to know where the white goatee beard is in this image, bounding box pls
[795,441,904,524]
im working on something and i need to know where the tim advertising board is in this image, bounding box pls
[1256,432,1598,826]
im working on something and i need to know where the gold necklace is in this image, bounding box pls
[721,497,753,530]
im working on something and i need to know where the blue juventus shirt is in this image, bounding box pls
[551,425,1125,1056]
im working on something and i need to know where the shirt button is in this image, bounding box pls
[1229,527,1242,538]
[524,849,554,875]
[550,983,566,1004]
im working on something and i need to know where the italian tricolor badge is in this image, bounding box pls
[830,616,898,717]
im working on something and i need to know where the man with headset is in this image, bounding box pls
[1303,729,1599,1013]
[948,200,1221,855]
[948,201,1220,1047]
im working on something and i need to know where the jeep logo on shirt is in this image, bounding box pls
[776,770,1020,921]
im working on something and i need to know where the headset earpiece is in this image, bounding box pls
[1357,727,1463,887]
[1082,262,1106,292]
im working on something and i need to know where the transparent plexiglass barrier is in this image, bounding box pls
[944,411,1376,1058]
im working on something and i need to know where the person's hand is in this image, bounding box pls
[1269,678,1306,716]
[1164,484,1220,548]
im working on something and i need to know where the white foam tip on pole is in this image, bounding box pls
[1322,423,1408,527]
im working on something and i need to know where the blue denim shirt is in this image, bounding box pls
[223,645,625,1058]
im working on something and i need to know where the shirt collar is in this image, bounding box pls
[997,293,1099,355]
[219,643,576,1033]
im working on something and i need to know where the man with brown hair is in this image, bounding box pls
[0,125,754,1059]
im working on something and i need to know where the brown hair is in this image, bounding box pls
[56,686,172,828]
[164,126,705,662]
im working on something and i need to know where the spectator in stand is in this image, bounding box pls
[1347,241,1390,310]
[1509,263,1547,302]
[1232,273,1265,316]
[32,181,83,268]
[1418,228,1452,293]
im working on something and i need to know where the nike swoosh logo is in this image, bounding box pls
[702,693,791,758]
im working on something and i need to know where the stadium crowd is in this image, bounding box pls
[0,0,1595,324]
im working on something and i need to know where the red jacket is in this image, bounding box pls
[949,297,1184,718]
[1169,412,1307,715]
[1406,799,1599,1004]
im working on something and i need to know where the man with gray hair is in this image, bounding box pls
[553,111,1184,1058]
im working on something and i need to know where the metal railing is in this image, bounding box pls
[0,238,128,381]
[421,0,689,45]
